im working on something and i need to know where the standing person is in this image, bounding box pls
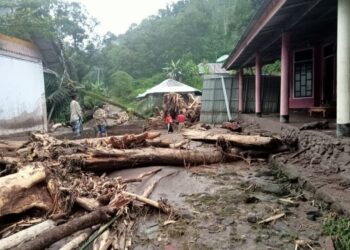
[70,94,83,137]
[93,105,108,137]
[176,111,186,132]
[165,112,173,133]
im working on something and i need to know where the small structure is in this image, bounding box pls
[137,78,201,114]
[0,33,48,135]
[137,78,201,98]
[223,0,349,137]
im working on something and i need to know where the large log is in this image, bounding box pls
[60,147,236,171]
[12,207,113,250]
[182,130,278,148]
[73,131,161,149]
[0,220,56,250]
[0,164,51,217]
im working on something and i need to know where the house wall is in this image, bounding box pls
[289,44,328,109]
[289,47,315,109]
[0,54,47,135]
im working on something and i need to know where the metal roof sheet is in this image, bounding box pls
[0,33,41,60]
[137,79,201,98]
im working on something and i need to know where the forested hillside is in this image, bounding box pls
[0,0,261,120]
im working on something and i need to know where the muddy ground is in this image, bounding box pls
[0,126,335,250]
[111,160,329,250]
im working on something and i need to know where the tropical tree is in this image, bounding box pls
[163,59,182,81]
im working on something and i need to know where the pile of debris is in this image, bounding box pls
[148,93,201,129]
[0,126,286,249]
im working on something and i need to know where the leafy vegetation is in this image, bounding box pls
[0,0,263,121]
[324,216,350,250]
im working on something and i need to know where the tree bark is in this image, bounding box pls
[12,207,113,250]
[146,139,187,148]
[74,131,160,149]
[0,164,50,217]
[59,228,94,250]
[60,147,236,172]
[182,130,278,148]
[0,220,56,250]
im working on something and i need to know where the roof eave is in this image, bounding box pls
[223,0,287,70]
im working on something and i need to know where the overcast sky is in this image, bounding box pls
[72,0,179,35]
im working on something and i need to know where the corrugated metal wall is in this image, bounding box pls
[261,76,280,114]
[200,75,280,124]
[200,75,239,123]
[243,76,280,113]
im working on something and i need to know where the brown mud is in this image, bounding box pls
[110,161,329,250]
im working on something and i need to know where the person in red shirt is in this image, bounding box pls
[165,112,174,133]
[176,111,186,132]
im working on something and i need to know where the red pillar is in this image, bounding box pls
[238,68,244,113]
[255,53,262,117]
[280,32,290,123]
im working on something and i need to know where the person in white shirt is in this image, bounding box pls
[70,94,83,137]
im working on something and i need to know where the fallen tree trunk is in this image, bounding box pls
[146,139,187,149]
[0,220,56,250]
[12,207,113,250]
[0,164,50,217]
[182,130,278,148]
[74,131,161,149]
[59,228,94,250]
[60,147,237,171]
[31,131,161,150]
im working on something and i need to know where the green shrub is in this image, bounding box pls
[324,216,350,250]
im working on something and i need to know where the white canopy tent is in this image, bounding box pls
[137,78,201,98]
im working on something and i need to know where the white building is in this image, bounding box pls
[0,33,47,135]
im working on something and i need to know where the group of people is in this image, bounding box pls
[70,95,107,138]
[165,111,186,133]
[70,94,186,138]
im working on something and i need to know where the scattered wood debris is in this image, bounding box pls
[221,121,242,132]
[148,93,201,129]
[0,124,288,249]
[258,213,285,224]
[183,129,280,148]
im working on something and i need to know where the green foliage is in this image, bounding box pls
[109,71,134,98]
[0,0,97,47]
[44,73,73,122]
[94,0,261,79]
[263,60,281,76]
[324,216,350,250]
[163,59,182,81]
[177,56,203,89]
[0,0,262,119]
[81,81,107,110]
